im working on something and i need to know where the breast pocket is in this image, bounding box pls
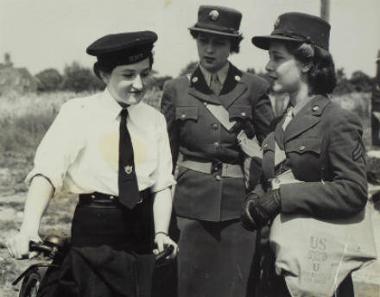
[285,137,322,181]
[175,106,199,145]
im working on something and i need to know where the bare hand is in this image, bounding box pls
[6,231,41,259]
[153,233,178,259]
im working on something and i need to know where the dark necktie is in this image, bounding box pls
[118,108,140,208]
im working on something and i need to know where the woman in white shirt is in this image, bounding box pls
[7,31,178,297]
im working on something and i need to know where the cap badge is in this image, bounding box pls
[124,165,133,175]
[274,17,280,29]
[128,53,144,63]
[209,10,219,21]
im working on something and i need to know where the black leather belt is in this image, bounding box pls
[79,189,151,207]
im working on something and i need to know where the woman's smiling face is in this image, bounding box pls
[101,57,151,106]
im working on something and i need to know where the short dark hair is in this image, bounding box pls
[93,53,154,79]
[190,31,243,54]
[285,42,336,95]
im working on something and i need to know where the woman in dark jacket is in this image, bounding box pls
[161,5,274,297]
[242,12,367,297]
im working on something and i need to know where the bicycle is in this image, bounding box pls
[13,235,174,297]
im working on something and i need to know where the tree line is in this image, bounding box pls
[35,61,375,95]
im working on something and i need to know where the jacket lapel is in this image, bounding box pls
[284,95,330,143]
[219,63,247,108]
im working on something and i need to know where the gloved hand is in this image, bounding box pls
[241,189,281,231]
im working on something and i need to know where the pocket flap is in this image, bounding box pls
[229,106,252,120]
[285,138,321,154]
[176,106,199,121]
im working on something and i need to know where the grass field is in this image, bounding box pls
[0,90,373,296]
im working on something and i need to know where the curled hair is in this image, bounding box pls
[93,53,154,79]
[285,42,336,95]
[190,31,243,54]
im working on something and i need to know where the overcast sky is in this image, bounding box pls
[1,0,379,78]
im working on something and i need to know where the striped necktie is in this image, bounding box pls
[118,108,140,209]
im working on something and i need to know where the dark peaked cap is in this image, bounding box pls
[252,12,330,51]
[86,31,158,68]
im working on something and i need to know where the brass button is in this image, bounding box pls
[109,195,115,200]
[241,112,246,117]
[312,105,320,111]
[211,123,218,129]
[299,145,306,151]
[235,75,241,82]
[216,175,222,181]
[137,198,143,204]
[203,102,208,106]
[192,77,198,83]
[263,143,268,148]
[214,142,220,146]
[91,194,95,199]
[181,114,186,119]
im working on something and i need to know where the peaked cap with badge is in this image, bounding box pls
[252,12,330,50]
[189,5,242,38]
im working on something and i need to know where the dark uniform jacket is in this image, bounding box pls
[261,95,367,219]
[161,63,274,221]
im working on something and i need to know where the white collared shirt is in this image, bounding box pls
[199,62,230,87]
[26,89,175,195]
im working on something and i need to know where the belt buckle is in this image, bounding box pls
[211,160,222,174]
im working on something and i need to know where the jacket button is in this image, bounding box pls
[241,112,246,117]
[181,114,186,118]
[263,143,268,148]
[214,142,220,147]
[216,175,222,181]
[299,145,306,151]
[211,123,218,129]
[312,105,320,111]
[192,77,198,83]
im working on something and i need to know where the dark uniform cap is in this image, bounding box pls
[252,12,331,51]
[189,5,242,38]
[86,31,158,68]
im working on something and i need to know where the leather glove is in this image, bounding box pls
[241,189,281,231]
